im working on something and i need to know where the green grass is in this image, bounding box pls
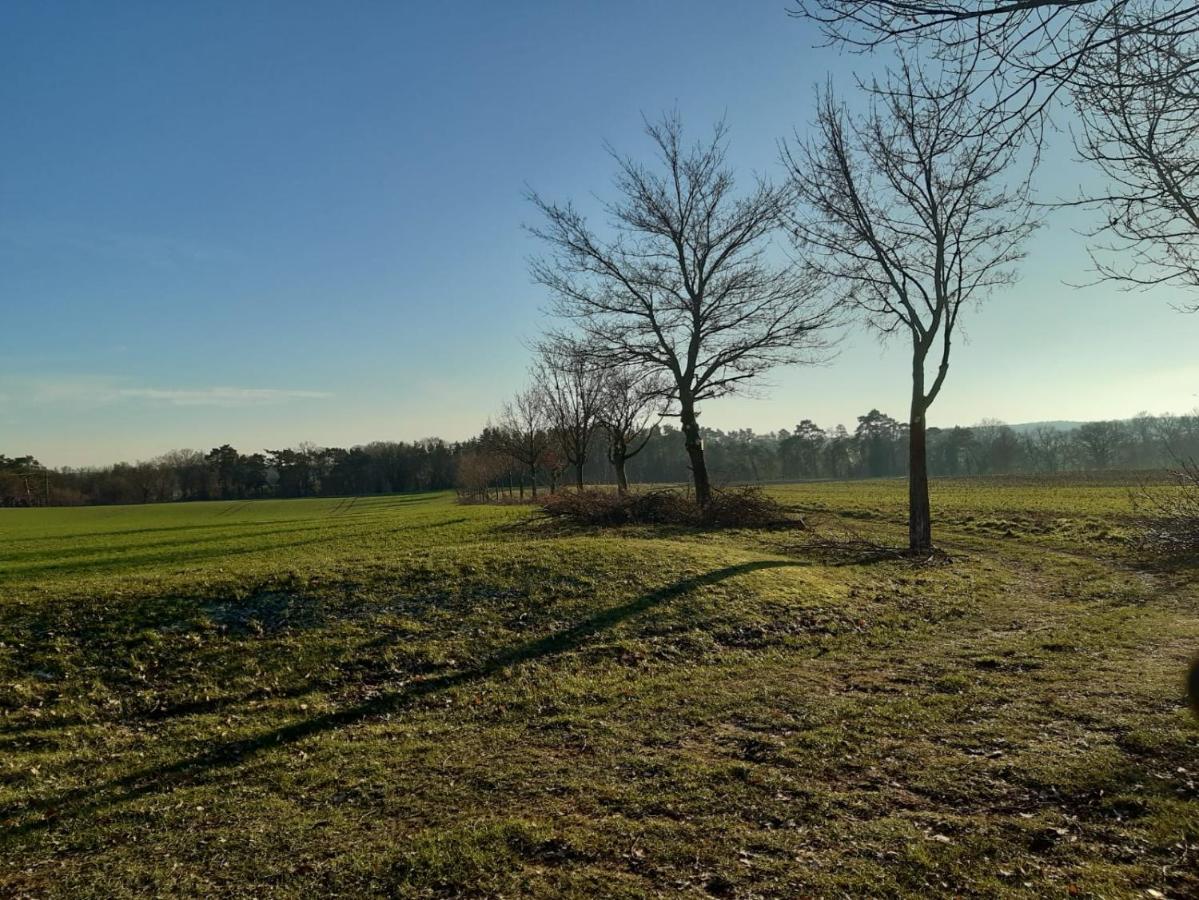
[2,478,1197,897]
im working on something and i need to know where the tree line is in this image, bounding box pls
[0,442,455,507]
[458,411,1199,498]
[6,411,1199,508]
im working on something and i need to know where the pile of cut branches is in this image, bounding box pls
[538,486,798,528]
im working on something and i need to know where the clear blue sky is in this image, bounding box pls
[2,1,1195,466]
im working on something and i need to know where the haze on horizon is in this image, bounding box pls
[3,1,1195,469]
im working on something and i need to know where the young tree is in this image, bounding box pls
[597,364,666,493]
[534,342,606,490]
[455,447,509,501]
[785,63,1038,552]
[528,113,834,506]
[492,386,551,498]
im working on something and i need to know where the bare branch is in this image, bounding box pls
[783,57,1039,551]
[527,113,838,504]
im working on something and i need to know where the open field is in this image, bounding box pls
[2,477,1198,898]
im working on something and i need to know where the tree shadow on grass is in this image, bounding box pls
[0,559,797,839]
[1136,551,1199,578]
[0,683,323,748]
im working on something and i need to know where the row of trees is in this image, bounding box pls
[467,353,665,500]
[2,441,456,507]
[7,410,1199,507]
[482,0,1197,552]
[500,83,1033,551]
[463,411,1199,494]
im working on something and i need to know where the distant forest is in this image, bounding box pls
[4,410,1197,507]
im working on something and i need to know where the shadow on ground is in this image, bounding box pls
[0,559,797,840]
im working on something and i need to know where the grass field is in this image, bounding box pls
[2,477,1197,897]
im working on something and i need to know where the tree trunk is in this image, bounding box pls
[575,462,585,490]
[908,368,932,554]
[679,398,712,506]
[614,457,629,493]
[529,465,538,499]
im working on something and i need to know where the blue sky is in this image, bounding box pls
[2,1,1195,466]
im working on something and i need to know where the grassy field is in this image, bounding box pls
[2,477,1197,897]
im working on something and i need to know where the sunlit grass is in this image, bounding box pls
[1,477,1196,897]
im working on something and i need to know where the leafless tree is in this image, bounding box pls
[455,448,509,501]
[1027,425,1069,472]
[792,1,1199,117]
[492,386,551,498]
[1073,419,1124,467]
[1134,457,1199,554]
[783,62,1039,552]
[527,112,835,506]
[792,1,1199,308]
[597,364,667,493]
[1069,17,1198,303]
[534,341,607,490]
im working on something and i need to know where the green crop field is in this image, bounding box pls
[2,477,1197,897]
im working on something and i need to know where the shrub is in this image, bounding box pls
[1132,460,1199,556]
[537,486,797,528]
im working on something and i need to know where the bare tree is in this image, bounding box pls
[597,364,667,493]
[1027,425,1069,473]
[792,1,1199,114]
[792,0,1199,308]
[784,63,1038,552]
[1073,419,1124,468]
[455,447,509,501]
[528,112,835,506]
[534,341,607,490]
[492,386,551,498]
[1070,17,1198,303]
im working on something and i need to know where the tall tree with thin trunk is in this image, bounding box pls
[784,63,1038,552]
[528,113,834,506]
[597,364,666,493]
[534,342,606,490]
